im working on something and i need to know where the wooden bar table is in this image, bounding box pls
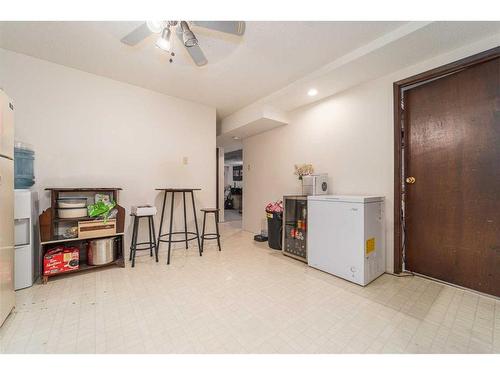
[155,188,202,264]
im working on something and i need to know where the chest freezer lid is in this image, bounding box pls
[307,195,384,203]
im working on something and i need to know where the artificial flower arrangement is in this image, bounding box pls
[294,164,314,180]
[265,200,283,214]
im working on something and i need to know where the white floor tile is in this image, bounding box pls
[1,222,498,354]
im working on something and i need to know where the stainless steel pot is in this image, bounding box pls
[87,237,117,266]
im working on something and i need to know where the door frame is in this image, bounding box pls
[216,147,225,222]
[393,46,500,274]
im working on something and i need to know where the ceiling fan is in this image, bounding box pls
[120,21,245,66]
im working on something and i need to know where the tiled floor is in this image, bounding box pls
[224,209,242,223]
[1,222,499,354]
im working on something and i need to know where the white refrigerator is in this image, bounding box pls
[308,195,385,286]
[0,89,15,326]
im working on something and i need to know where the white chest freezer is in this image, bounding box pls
[307,195,385,286]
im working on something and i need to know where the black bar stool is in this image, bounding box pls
[129,214,158,267]
[200,208,221,252]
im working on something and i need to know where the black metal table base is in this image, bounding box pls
[158,231,199,243]
[156,189,202,264]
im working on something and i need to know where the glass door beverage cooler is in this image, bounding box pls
[282,195,307,262]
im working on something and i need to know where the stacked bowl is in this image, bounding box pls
[57,197,88,218]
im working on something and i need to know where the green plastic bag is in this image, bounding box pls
[87,200,116,220]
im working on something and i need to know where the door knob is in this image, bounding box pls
[405,176,416,184]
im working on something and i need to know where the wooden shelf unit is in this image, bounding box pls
[39,188,125,283]
[52,216,94,222]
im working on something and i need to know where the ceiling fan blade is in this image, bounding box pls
[176,32,208,67]
[192,21,245,36]
[121,22,152,46]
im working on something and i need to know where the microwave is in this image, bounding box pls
[302,174,329,196]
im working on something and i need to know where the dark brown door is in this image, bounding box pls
[404,56,500,297]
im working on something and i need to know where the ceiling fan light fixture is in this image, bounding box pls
[155,27,172,51]
[146,21,165,33]
[181,21,198,47]
[121,20,246,67]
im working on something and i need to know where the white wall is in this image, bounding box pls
[0,48,216,249]
[224,166,233,187]
[242,36,500,273]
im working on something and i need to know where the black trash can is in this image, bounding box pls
[267,212,282,250]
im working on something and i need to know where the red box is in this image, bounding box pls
[43,246,80,275]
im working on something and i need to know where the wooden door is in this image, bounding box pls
[404,56,500,297]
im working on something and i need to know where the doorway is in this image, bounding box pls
[223,149,243,227]
[394,47,500,297]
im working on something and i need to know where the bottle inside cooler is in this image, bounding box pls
[283,196,307,261]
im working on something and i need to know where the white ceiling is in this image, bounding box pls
[0,21,407,118]
[216,21,500,147]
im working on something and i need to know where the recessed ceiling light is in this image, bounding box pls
[307,88,318,97]
[232,136,241,140]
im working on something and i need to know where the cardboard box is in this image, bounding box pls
[78,219,116,239]
[131,205,157,216]
[43,246,79,275]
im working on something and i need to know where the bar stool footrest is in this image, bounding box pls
[132,242,157,251]
[201,233,220,240]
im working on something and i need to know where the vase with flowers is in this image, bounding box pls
[294,164,314,194]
